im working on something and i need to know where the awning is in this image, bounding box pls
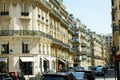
[0,58,7,62]
[20,57,34,62]
[58,58,67,64]
[23,41,30,44]
[0,41,8,44]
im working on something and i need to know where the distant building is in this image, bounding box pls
[91,32,105,66]
[102,33,112,54]
[101,33,113,64]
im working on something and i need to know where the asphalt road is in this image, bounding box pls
[96,76,116,80]
[96,69,116,80]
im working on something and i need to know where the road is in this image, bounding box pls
[96,69,116,80]
[96,76,116,80]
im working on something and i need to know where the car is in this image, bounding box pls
[0,73,13,80]
[75,70,95,80]
[71,72,88,80]
[95,66,106,76]
[40,72,77,80]
[8,71,25,80]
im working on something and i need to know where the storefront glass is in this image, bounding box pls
[0,62,8,73]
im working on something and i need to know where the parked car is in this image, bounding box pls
[95,66,106,76]
[8,71,25,80]
[71,72,88,80]
[40,72,77,80]
[0,73,13,80]
[75,70,95,80]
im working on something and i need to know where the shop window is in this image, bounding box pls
[1,43,9,54]
[20,61,33,75]
[0,62,8,73]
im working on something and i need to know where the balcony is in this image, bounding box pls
[52,37,70,49]
[44,1,51,9]
[73,32,78,36]
[71,48,76,52]
[73,40,80,44]
[51,0,60,7]
[62,18,69,26]
[61,7,68,15]
[0,30,70,49]
[52,9,61,19]
[0,30,41,36]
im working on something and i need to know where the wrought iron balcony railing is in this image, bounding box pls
[52,9,61,18]
[0,30,70,49]
[52,0,60,7]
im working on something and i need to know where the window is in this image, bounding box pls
[0,61,8,73]
[0,1,9,15]
[38,8,41,18]
[21,3,29,16]
[22,42,29,53]
[20,61,33,75]
[1,43,9,54]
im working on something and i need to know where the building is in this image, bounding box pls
[101,33,112,64]
[91,32,105,66]
[71,18,92,69]
[0,0,75,79]
[111,0,119,55]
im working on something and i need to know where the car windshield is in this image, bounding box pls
[96,67,103,72]
[40,76,65,80]
[72,72,84,79]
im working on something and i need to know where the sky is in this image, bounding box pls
[63,0,112,34]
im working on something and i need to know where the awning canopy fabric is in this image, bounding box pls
[58,58,67,64]
[0,58,7,62]
[0,41,8,44]
[20,57,34,62]
[23,41,30,44]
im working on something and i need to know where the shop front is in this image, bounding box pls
[58,58,67,70]
[114,54,120,80]
[20,57,34,75]
[0,58,8,73]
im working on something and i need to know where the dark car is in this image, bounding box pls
[75,70,95,80]
[0,73,13,80]
[9,71,25,80]
[40,72,77,80]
